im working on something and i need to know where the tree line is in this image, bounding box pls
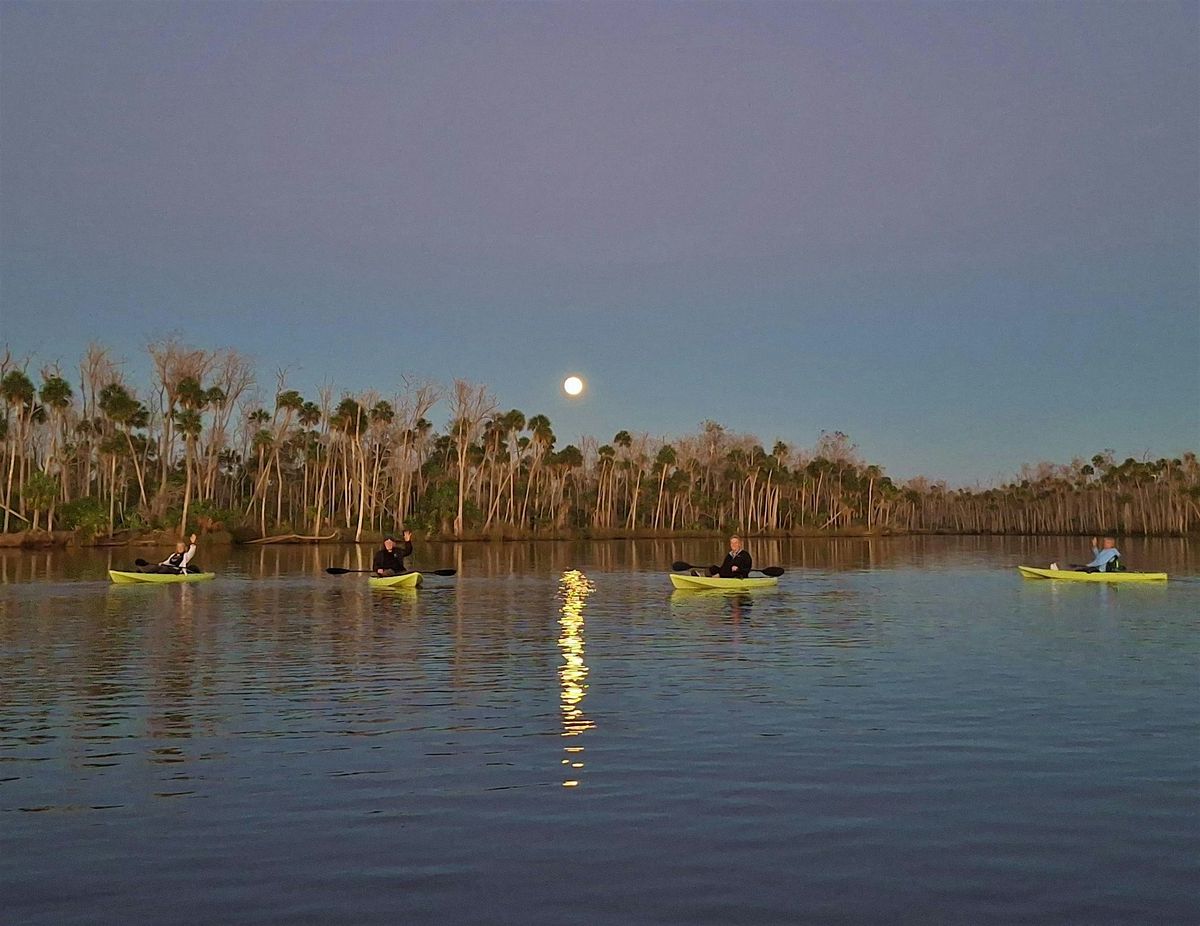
[2,342,1197,539]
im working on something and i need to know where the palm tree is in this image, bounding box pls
[329,396,369,538]
[2,370,35,531]
[39,374,73,503]
[367,400,395,531]
[173,377,210,534]
[594,444,616,528]
[23,471,58,532]
[652,444,676,529]
[449,381,497,536]
[551,444,584,527]
[269,390,306,526]
[99,383,151,507]
[612,430,633,528]
[519,414,555,529]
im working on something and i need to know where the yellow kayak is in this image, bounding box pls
[1017,566,1167,583]
[670,574,778,591]
[109,570,216,584]
[367,572,423,589]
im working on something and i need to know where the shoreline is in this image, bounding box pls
[2,526,1196,550]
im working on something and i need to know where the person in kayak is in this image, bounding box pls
[705,535,752,579]
[1073,536,1123,573]
[141,533,200,574]
[373,530,414,576]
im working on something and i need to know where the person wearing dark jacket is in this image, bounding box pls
[373,531,414,576]
[707,535,752,579]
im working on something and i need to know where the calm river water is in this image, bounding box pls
[1,537,1196,925]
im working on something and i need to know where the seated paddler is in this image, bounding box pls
[704,535,752,579]
[373,530,414,576]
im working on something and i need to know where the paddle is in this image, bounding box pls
[325,567,458,577]
[132,557,198,575]
[670,560,785,578]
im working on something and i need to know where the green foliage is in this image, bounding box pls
[1,370,35,406]
[121,510,149,532]
[175,376,209,410]
[173,407,203,439]
[409,482,480,532]
[99,382,149,429]
[299,401,322,427]
[276,390,303,412]
[370,400,394,424]
[421,454,449,480]
[22,471,60,512]
[332,397,365,436]
[527,414,555,449]
[188,499,240,528]
[555,444,584,468]
[59,496,108,534]
[39,375,73,409]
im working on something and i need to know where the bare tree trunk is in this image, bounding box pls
[450,381,497,536]
[108,455,117,537]
[354,436,368,542]
[179,441,193,535]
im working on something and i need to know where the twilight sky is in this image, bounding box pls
[1,1,1196,483]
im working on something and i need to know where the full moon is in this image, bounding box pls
[563,375,585,397]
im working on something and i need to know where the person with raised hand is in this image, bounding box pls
[373,530,414,576]
[141,533,200,574]
[1078,535,1122,573]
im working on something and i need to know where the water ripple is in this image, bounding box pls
[1,542,1197,924]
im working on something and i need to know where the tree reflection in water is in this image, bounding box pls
[557,569,594,788]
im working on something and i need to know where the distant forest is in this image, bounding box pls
[2,342,1196,539]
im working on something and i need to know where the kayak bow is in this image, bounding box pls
[1017,566,1167,583]
[367,572,423,589]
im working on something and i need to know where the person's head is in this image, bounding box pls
[729,535,742,552]
[383,537,395,551]
[1102,536,1116,549]
[175,541,187,553]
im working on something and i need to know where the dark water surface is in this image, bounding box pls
[1,538,1196,925]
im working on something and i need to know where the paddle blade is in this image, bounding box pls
[134,558,149,567]
[670,561,694,572]
[324,567,354,575]
[427,568,458,577]
[759,566,785,577]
